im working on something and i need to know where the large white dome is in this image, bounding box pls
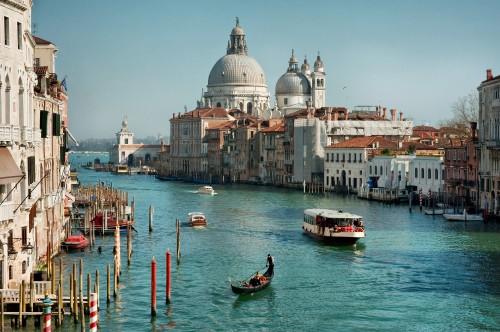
[208,54,266,87]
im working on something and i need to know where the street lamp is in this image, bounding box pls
[8,247,18,261]
[22,242,34,255]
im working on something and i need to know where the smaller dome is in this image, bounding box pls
[231,17,245,36]
[301,58,310,72]
[122,118,128,128]
[275,72,311,96]
[314,53,323,69]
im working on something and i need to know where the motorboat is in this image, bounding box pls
[425,203,454,215]
[61,234,89,251]
[188,212,207,227]
[302,208,365,245]
[197,185,215,195]
[443,210,483,222]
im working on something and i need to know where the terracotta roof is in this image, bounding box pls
[413,125,439,132]
[33,36,52,45]
[175,107,229,119]
[261,122,285,133]
[325,136,396,149]
[207,120,236,130]
[402,141,439,150]
[481,74,500,84]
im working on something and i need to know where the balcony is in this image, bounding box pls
[284,159,293,166]
[0,125,21,146]
[0,201,14,222]
[265,144,276,150]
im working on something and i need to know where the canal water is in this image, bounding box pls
[48,153,500,331]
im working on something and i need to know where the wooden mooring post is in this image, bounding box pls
[176,219,181,263]
[149,205,154,232]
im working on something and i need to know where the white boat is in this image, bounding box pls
[188,212,207,227]
[443,211,483,222]
[112,165,129,175]
[424,203,455,215]
[197,185,215,195]
[302,209,365,245]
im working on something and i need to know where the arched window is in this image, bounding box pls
[428,168,431,179]
[247,102,253,115]
[415,167,418,178]
[380,166,383,175]
[435,169,439,179]
[421,168,424,178]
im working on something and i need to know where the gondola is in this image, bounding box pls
[230,266,274,294]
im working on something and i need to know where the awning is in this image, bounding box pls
[66,128,79,146]
[0,147,24,185]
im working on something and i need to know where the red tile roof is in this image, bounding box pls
[261,122,285,133]
[325,136,396,149]
[33,36,52,45]
[175,107,229,119]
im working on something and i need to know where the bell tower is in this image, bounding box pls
[311,52,326,108]
[116,117,134,145]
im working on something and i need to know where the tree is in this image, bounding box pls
[440,91,479,138]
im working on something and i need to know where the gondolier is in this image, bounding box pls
[266,254,274,274]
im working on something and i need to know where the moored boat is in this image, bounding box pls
[443,211,483,222]
[188,212,207,227]
[230,266,274,294]
[61,234,89,251]
[425,203,455,215]
[302,208,366,245]
[196,185,215,195]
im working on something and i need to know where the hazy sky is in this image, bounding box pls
[32,0,500,140]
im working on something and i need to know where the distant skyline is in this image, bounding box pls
[32,0,500,140]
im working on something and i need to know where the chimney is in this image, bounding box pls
[326,107,332,121]
[470,121,477,141]
[399,111,403,121]
[344,108,349,120]
[487,69,493,80]
[383,108,387,119]
[390,109,396,122]
[333,111,338,121]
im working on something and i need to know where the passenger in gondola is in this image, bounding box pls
[250,273,261,286]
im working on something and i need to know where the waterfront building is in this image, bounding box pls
[169,108,231,181]
[109,118,162,166]
[477,69,500,214]
[324,136,396,191]
[206,120,235,183]
[443,134,479,211]
[0,1,70,289]
[408,155,445,193]
[258,121,285,185]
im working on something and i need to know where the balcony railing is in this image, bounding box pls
[0,125,21,146]
[0,201,14,222]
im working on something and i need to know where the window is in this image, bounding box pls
[375,166,377,175]
[435,169,439,180]
[124,139,129,144]
[52,113,61,136]
[348,153,351,162]
[369,166,372,174]
[34,58,40,67]
[421,168,424,178]
[415,167,418,178]
[4,17,10,46]
[284,98,288,105]
[428,168,431,179]
[28,156,35,184]
[40,110,49,138]
[380,166,383,175]
[17,22,22,50]
[21,227,27,246]
[326,153,329,162]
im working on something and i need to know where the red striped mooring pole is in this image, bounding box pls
[42,293,53,332]
[89,292,98,332]
[151,257,157,316]
[166,250,171,304]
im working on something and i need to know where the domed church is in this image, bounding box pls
[275,50,326,116]
[201,18,326,118]
[203,18,271,117]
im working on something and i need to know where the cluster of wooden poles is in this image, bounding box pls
[149,218,182,317]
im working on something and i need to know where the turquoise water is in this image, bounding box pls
[53,154,500,331]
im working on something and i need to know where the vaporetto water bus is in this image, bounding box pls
[302,208,366,245]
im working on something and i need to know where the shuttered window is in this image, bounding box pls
[52,113,61,136]
[27,156,35,184]
[40,110,49,138]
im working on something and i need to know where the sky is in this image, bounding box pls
[32,0,500,140]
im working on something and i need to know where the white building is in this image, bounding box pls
[110,119,161,166]
[408,156,444,193]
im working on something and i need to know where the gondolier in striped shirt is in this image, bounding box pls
[266,254,274,274]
